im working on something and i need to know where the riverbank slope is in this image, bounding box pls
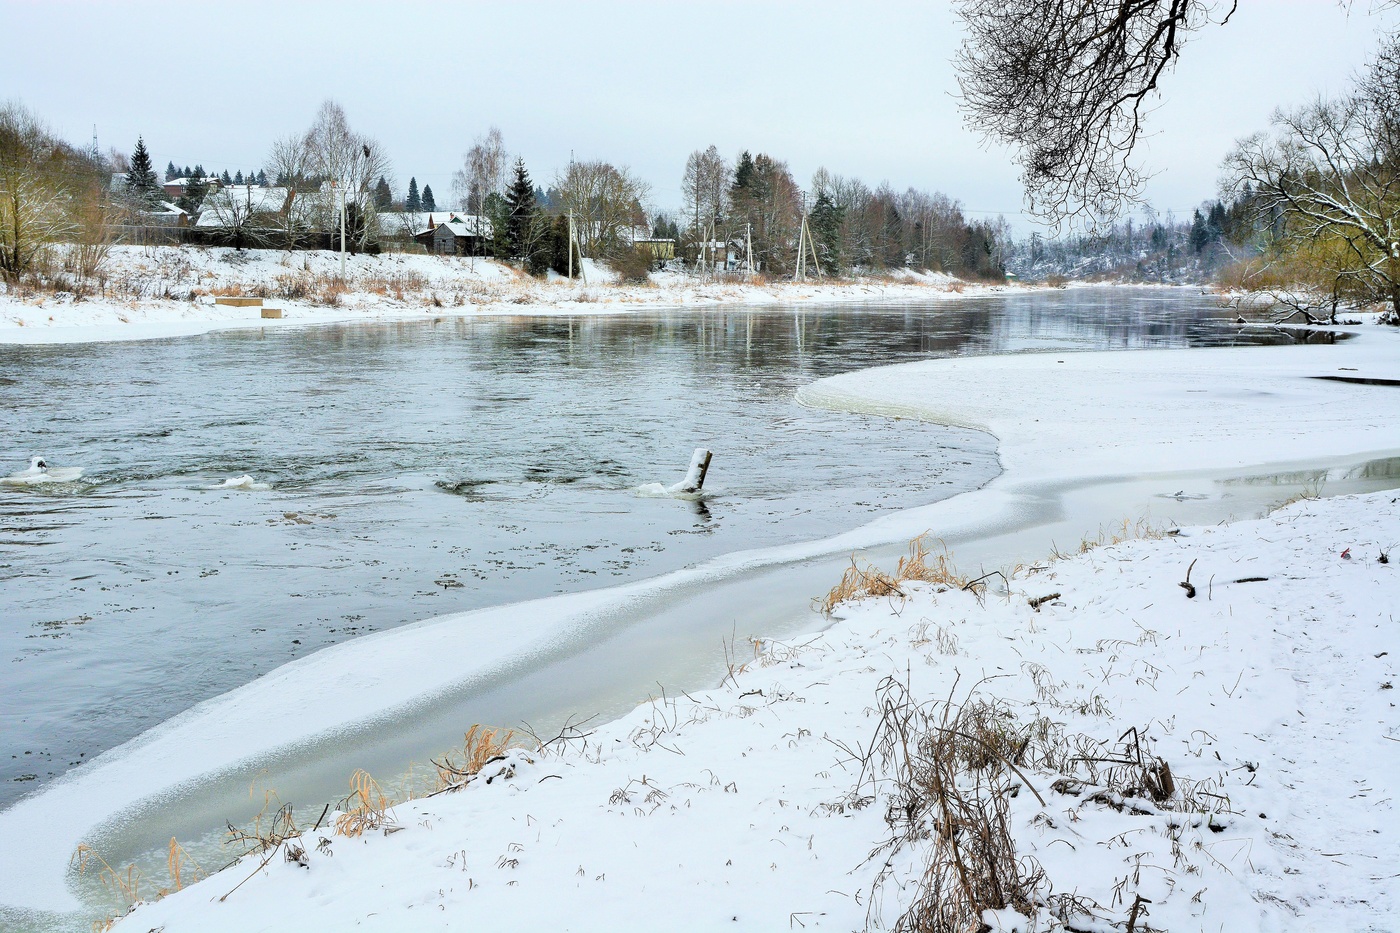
[0,246,1004,345]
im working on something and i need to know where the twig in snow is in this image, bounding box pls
[1179,559,1197,598]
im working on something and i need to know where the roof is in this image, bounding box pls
[386,211,492,238]
[194,186,310,227]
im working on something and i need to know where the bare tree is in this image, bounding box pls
[451,127,508,214]
[302,100,392,248]
[0,101,87,284]
[681,145,728,253]
[1224,77,1400,319]
[553,160,650,256]
[198,185,271,250]
[956,0,1237,228]
[265,133,313,249]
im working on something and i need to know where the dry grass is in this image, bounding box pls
[334,769,395,838]
[71,844,142,930]
[853,677,1049,932]
[1272,478,1325,513]
[432,724,518,792]
[163,837,205,895]
[1051,517,1174,560]
[851,676,1231,932]
[820,536,967,615]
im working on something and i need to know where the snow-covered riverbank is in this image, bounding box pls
[0,246,1003,345]
[2,315,1395,933]
[114,487,1400,933]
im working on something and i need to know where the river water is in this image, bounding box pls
[0,287,1355,929]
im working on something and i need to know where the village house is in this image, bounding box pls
[409,213,493,256]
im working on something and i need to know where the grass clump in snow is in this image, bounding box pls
[820,536,967,615]
[1052,516,1176,560]
[333,769,394,838]
[431,724,519,793]
[851,675,1234,932]
[853,676,1049,932]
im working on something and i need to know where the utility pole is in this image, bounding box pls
[336,180,346,282]
[795,212,822,281]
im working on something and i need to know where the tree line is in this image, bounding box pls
[2,96,1008,286]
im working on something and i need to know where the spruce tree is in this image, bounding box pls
[810,193,844,273]
[126,137,161,207]
[1188,209,1208,254]
[421,184,436,211]
[177,175,209,214]
[405,177,421,212]
[220,170,232,185]
[193,164,204,178]
[165,161,178,181]
[183,164,193,178]
[503,158,537,261]
[374,176,392,210]
[256,169,268,186]
[731,151,755,194]
[234,170,245,185]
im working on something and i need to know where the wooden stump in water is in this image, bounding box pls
[672,448,713,494]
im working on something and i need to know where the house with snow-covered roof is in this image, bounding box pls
[407,213,493,255]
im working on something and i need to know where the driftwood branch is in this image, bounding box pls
[1179,558,1197,598]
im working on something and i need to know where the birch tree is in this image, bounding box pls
[302,100,391,248]
[452,127,508,214]
[956,0,1236,228]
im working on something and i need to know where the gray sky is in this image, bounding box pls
[3,0,1394,234]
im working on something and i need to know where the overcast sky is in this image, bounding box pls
[3,0,1395,235]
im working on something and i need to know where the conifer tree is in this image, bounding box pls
[374,176,392,210]
[421,184,436,211]
[182,165,193,178]
[731,151,755,194]
[125,137,161,207]
[165,161,178,181]
[177,175,210,214]
[256,169,267,186]
[233,170,245,185]
[1188,209,1208,254]
[405,177,421,212]
[503,158,537,261]
[810,192,844,273]
[220,170,232,185]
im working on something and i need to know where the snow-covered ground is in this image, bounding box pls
[53,324,1390,932]
[113,488,1400,933]
[0,246,986,345]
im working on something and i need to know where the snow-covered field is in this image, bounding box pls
[114,488,1400,933]
[0,246,984,345]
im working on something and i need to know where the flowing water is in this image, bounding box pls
[0,287,1356,930]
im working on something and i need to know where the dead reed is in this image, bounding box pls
[334,769,395,838]
[432,724,518,792]
[852,675,1230,931]
[820,536,967,615]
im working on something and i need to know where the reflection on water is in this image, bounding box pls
[0,289,1315,810]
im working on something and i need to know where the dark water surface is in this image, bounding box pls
[0,288,1316,807]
